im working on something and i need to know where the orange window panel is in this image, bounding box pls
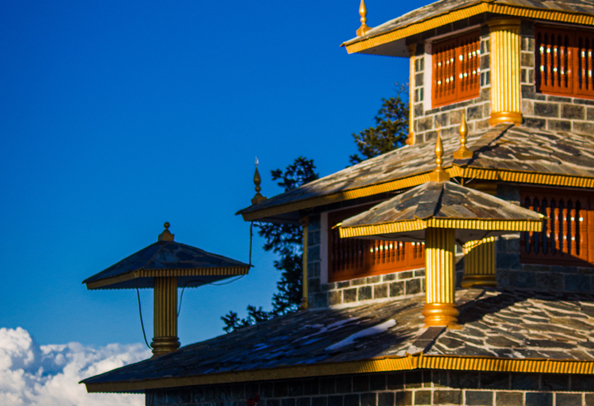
[328,207,425,283]
[432,31,480,108]
[536,26,594,99]
[520,188,594,267]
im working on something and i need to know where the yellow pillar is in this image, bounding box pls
[461,237,497,288]
[488,18,522,126]
[422,228,460,329]
[151,277,180,357]
[408,44,416,145]
[300,217,309,310]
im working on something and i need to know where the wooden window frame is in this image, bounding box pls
[432,30,481,108]
[536,25,594,99]
[328,206,425,283]
[520,187,594,267]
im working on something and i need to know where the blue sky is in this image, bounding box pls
[0,0,424,348]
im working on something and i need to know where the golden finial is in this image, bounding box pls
[428,126,450,182]
[356,0,372,37]
[251,157,267,205]
[158,222,174,242]
[453,112,473,160]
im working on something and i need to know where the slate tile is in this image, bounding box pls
[495,391,522,406]
[414,390,431,405]
[556,393,582,406]
[433,390,461,405]
[541,374,569,390]
[361,393,376,406]
[466,391,493,406]
[526,392,552,406]
[377,392,394,406]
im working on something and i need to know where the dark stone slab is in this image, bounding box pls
[377,392,393,406]
[571,374,594,391]
[547,119,571,132]
[406,279,421,295]
[360,393,376,406]
[358,286,373,301]
[395,391,412,406]
[328,291,342,306]
[534,102,559,117]
[449,371,480,389]
[541,374,569,390]
[556,393,582,406]
[298,398,312,406]
[320,378,336,395]
[466,391,493,406]
[283,399,296,406]
[328,396,342,406]
[343,289,357,303]
[433,390,462,405]
[336,377,352,394]
[374,284,388,299]
[511,373,539,390]
[353,376,369,393]
[312,397,327,406]
[561,104,585,120]
[495,392,523,406]
[565,274,591,292]
[414,391,431,405]
[369,375,386,391]
[526,392,552,406]
[344,395,359,406]
[304,380,319,396]
[387,373,405,390]
[481,372,509,390]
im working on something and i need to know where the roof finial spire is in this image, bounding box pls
[428,126,450,182]
[356,0,372,37]
[453,112,473,160]
[158,222,174,242]
[251,157,267,205]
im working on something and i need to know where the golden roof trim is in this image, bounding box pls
[85,267,250,290]
[241,166,594,222]
[83,353,594,393]
[344,2,594,55]
[339,218,542,238]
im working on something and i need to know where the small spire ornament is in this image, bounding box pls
[428,126,450,182]
[453,112,473,160]
[158,222,174,242]
[251,157,267,206]
[356,0,372,37]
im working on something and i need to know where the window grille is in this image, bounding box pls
[520,188,594,267]
[536,26,594,99]
[328,207,425,283]
[432,31,481,108]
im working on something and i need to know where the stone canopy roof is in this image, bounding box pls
[83,241,250,290]
[237,125,594,223]
[81,288,594,393]
[339,181,543,243]
[342,0,594,56]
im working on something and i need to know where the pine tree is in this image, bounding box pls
[221,157,318,333]
[349,85,409,165]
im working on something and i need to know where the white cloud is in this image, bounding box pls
[0,327,152,406]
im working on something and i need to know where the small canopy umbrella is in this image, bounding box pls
[83,223,250,357]
[337,134,543,329]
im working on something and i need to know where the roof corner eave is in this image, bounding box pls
[82,353,594,394]
[343,1,594,56]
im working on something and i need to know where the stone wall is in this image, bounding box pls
[411,23,491,144]
[146,370,594,406]
[520,21,594,134]
[495,184,594,294]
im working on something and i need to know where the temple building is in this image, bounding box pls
[82,1,594,405]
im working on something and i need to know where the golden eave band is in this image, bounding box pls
[338,218,543,239]
[343,2,594,55]
[84,353,594,393]
[85,267,250,290]
[241,166,594,222]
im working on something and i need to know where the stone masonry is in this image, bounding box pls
[146,370,594,406]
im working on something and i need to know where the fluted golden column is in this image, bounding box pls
[422,228,460,329]
[461,237,497,288]
[152,277,180,357]
[488,18,522,126]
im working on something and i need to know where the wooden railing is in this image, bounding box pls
[328,207,425,282]
[536,26,594,99]
[433,30,480,108]
[520,188,594,267]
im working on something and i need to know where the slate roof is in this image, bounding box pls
[83,241,250,290]
[339,181,543,243]
[82,288,594,391]
[238,125,594,222]
[342,0,594,49]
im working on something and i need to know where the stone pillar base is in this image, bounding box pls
[422,303,461,330]
[151,336,180,358]
[461,274,497,289]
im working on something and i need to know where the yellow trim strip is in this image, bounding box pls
[86,267,250,290]
[241,166,594,222]
[339,218,542,239]
[344,3,594,55]
[84,353,594,393]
